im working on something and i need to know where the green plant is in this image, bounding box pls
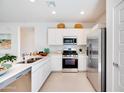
[44,48,50,54]
[0,54,17,64]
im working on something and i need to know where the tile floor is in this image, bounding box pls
[39,72,95,92]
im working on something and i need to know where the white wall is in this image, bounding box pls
[0,24,19,56]
[20,27,35,55]
[0,22,95,55]
[96,13,106,24]
[92,13,106,29]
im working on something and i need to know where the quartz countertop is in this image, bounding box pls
[50,52,62,55]
[0,64,31,83]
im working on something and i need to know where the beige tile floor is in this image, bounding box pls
[39,72,95,92]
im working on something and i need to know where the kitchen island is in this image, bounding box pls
[0,56,51,92]
[0,64,31,90]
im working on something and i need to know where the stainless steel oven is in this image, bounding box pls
[62,56,78,72]
[63,37,77,45]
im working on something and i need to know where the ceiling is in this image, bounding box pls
[0,0,106,22]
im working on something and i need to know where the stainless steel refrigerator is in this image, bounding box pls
[86,28,106,92]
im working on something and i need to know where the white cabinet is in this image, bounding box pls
[48,28,91,45]
[78,54,87,71]
[48,29,63,45]
[32,66,44,92]
[31,57,51,92]
[48,29,56,45]
[62,29,78,36]
[77,30,86,45]
[50,54,62,71]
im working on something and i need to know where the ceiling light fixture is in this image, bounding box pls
[80,11,85,15]
[47,1,56,8]
[30,0,35,3]
[52,11,56,15]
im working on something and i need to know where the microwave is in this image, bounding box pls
[63,37,77,45]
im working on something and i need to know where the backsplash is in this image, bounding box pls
[77,45,87,54]
[0,53,5,57]
[49,46,63,52]
[49,45,87,54]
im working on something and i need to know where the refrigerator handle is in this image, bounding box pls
[86,47,89,56]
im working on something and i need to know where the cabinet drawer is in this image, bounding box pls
[32,62,46,72]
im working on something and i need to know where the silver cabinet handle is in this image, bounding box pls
[113,62,119,68]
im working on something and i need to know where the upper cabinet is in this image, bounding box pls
[48,28,91,45]
[48,29,64,45]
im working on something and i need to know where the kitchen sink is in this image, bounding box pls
[18,57,42,64]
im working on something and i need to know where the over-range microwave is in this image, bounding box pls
[63,36,77,45]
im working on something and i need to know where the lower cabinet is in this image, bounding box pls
[50,54,62,71]
[31,57,51,92]
[78,54,87,71]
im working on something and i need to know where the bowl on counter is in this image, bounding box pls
[39,52,48,56]
[0,68,8,76]
[0,64,12,76]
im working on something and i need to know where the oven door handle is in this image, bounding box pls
[62,57,78,59]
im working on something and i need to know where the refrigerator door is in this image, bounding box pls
[86,28,106,92]
[87,38,99,91]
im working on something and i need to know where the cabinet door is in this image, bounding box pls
[76,29,83,45]
[77,29,91,45]
[32,60,51,92]
[32,70,40,92]
[78,55,87,71]
[32,65,46,92]
[54,29,63,45]
[63,29,78,37]
[51,54,62,71]
[48,29,63,45]
[48,29,56,45]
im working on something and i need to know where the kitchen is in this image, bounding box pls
[0,0,106,92]
[0,24,97,92]
[0,0,123,92]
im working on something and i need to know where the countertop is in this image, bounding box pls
[0,64,31,84]
[0,64,31,89]
[0,55,49,89]
[49,52,62,55]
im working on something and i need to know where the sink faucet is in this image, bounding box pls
[22,53,31,60]
[22,53,26,60]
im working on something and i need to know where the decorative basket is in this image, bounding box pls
[57,23,65,28]
[74,23,83,28]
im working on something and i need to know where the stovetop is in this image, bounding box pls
[62,50,78,55]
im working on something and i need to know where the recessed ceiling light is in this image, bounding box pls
[52,11,56,15]
[30,0,35,3]
[80,11,85,15]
